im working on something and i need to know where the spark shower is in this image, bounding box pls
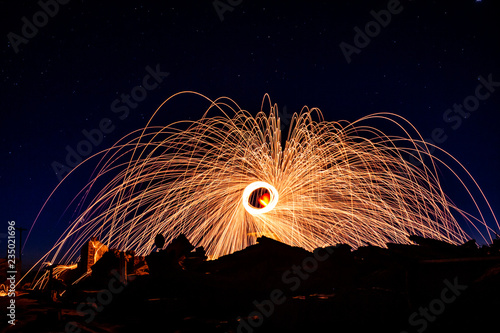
[24,91,498,282]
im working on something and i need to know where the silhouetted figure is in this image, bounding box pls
[146,234,195,278]
[155,233,165,250]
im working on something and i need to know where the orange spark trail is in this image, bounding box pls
[21,91,499,289]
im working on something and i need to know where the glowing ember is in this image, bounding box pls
[259,193,270,208]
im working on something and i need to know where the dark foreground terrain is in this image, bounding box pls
[2,235,500,333]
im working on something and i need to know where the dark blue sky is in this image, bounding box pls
[1,0,499,268]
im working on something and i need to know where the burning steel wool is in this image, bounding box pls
[24,92,498,285]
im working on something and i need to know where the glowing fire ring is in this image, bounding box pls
[242,181,279,215]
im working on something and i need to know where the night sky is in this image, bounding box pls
[1,0,499,269]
